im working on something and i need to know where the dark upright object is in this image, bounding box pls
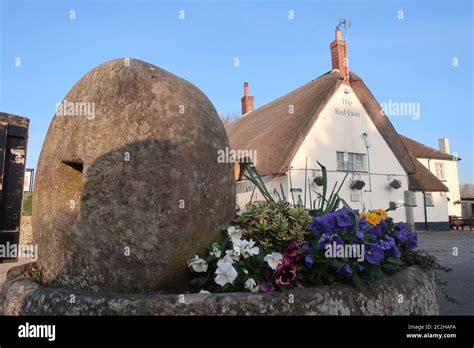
[0,112,29,262]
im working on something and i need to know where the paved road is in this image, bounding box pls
[417,230,474,315]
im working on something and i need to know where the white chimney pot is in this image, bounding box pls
[439,138,450,154]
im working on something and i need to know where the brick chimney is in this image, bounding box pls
[439,138,450,154]
[330,28,349,84]
[241,82,254,115]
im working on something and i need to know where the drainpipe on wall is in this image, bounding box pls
[423,191,428,231]
[425,159,432,231]
[362,133,372,192]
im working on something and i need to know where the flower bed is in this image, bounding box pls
[188,206,420,293]
[187,164,438,294]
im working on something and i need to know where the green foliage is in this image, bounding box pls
[244,166,276,204]
[235,201,312,251]
[313,161,348,214]
[22,194,32,216]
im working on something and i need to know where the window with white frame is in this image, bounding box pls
[336,152,367,172]
[435,162,446,180]
[424,192,434,206]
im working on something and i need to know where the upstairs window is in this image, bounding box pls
[424,192,434,206]
[336,152,366,172]
[435,162,446,180]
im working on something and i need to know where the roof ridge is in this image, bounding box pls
[237,70,340,120]
[399,134,456,160]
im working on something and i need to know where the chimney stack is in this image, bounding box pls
[439,138,450,154]
[241,82,254,115]
[330,28,349,84]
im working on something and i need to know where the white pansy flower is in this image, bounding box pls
[244,278,259,292]
[187,255,208,273]
[210,242,222,258]
[239,239,260,259]
[225,246,240,261]
[227,226,242,240]
[264,252,283,270]
[199,290,211,294]
[214,257,238,287]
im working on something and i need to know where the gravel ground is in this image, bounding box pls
[20,216,33,245]
[417,230,474,315]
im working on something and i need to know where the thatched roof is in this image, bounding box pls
[400,135,458,161]
[227,70,417,176]
[227,70,343,175]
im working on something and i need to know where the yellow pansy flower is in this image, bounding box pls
[361,212,382,225]
[372,209,388,220]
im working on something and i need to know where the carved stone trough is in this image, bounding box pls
[1,263,438,315]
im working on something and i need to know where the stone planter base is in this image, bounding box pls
[1,263,438,315]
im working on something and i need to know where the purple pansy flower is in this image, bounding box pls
[407,231,418,249]
[358,217,369,231]
[365,243,384,265]
[377,239,392,250]
[309,217,325,237]
[385,235,396,248]
[335,209,353,229]
[318,233,344,250]
[379,219,388,231]
[355,229,364,240]
[395,228,409,241]
[322,213,336,230]
[369,225,383,237]
[391,246,401,258]
[304,254,314,267]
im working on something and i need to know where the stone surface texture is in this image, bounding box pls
[32,58,235,292]
[2,264,438,315]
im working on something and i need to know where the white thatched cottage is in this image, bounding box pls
[226,28,460,231]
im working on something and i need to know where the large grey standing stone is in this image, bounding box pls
[32,58,235,292]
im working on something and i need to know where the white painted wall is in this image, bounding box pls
[412,191,449,225]
[288,84,409,222]
[236,173,288,210]
[416,158,462,217]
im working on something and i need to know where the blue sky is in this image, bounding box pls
[0,0,472,182]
